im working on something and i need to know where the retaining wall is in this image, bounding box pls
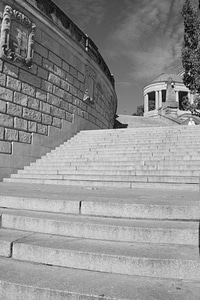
[0,0,117,180]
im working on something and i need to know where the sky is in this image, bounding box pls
[53,0,199,114]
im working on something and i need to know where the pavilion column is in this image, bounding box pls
[175,91,179,103]
[158,90,162,108]
[155,91,159,109]
[144,94,148,113]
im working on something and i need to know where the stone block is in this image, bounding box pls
[61,79,70,91]
[66,73,73,84]
[79,82,85,92]
[14,117,28,131]
[0,113,13,127]
[60,100,69,110]
[69,85,78,96]
[37,123,48,135]
[68,104,76,114]
[28,63,38,75]
[0,100,6,113]
[74,56,85,74]
[73,78,80,89]
[3,62,19,78]
[41,80,53,93]
[69,66,78,78]
[64,91,73,103]
[5,128,18,141]
[47,93,60,107]
[0,141,11,154]
[13,92,28,106]
[48,73,61,86]
[54,65,65,78]
[49,51,62,67]
[19,131,32,144]
[28,121,37,132]
[0,126,4,139]
[53,86,64,98]
[42,113,52,125]
[0,73,6,86]
[21,83,35,97]
[50,106,65,119]
[36,89,47,101]
[27,97,40,110]
[72,97,78,106]
[62,61,70,73]
[78,72,84,83]
[34,42,48,58]
[32,52,42,66]
[40,101,51,114]
[42,32,59,56]
[37,67,48,80]
[43,58,53,72]
[7,103,22,117]
[59,46,73,65]
[23,108,41,122]
[19,70,41,88]
[0,87,13,102]
[66,112,73,122]
[52,117,61,128]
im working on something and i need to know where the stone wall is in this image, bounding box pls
[0,0,117,180]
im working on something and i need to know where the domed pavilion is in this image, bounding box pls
[143,71,193,117]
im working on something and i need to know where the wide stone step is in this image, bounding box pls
[50,144,200,151]
[20,164,200,172]
[7,173,199,183]
[49,148,200,155]
[75,137,200,143]
[1,258,200,300]
[0,195,80,214]
[48,150,200,157]
[1,209,198,245]
[25,159,200,169]
[72,139,200,146]
[71,132,200,139]
[6,231,200,280]
[66,134,200,140]
[0,190,199,220]
[3,177,199,190]
[36,155,200,162]
[13,169,200,177]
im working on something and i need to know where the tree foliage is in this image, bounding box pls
[132,105,144,116]
[181,95,200,116]
[182,0,200,93]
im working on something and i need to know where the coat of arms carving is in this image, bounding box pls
[0,5,36,68]
[83,66,96,104]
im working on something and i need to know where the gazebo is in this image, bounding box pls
[143,71,193,117]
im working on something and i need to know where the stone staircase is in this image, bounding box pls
[116,115,176,127]
[4,125,200,190]
[1,125,200,299]
[0,183,200,299]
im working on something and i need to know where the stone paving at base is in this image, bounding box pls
[0,182,199,204]
[0,182,200,300]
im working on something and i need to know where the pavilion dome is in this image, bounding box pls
[151,73,183,84]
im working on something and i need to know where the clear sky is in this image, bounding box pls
[53,0,198,114]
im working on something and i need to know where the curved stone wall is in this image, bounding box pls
[0,0,117,180]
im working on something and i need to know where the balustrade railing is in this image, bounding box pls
[25,0,115,86]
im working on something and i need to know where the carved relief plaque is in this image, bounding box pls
[83,66,96,104]
[0,5,36,68]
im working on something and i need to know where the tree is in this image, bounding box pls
[181,95,200,116]
[182,0,200,93]
[132,105,144,116]
[181,0,200,115]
